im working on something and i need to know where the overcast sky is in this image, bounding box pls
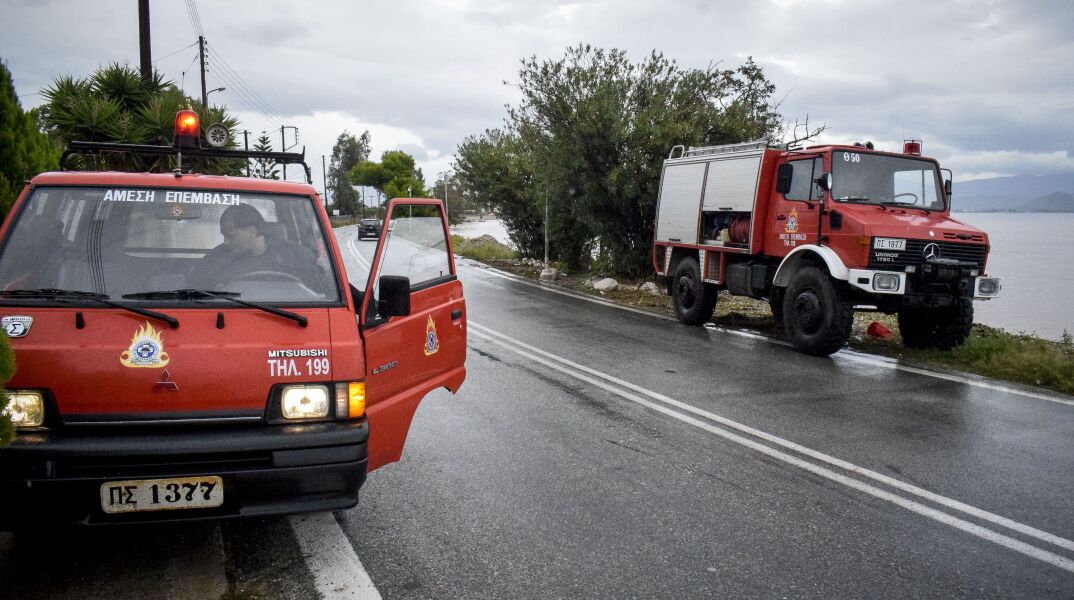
[2,0,1072,189]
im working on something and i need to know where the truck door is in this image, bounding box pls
[359,199,466,470]
[768,156,823,258]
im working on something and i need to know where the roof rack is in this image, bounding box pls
[60,140,314,184]
[681,139,769,158]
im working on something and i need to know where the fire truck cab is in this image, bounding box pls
[0,111,466,526]
[653,139,1000,356]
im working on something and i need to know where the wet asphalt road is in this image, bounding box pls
[336,225,1074,598]
[2,226,1072,598]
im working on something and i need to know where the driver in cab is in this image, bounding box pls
[193,203,324,291]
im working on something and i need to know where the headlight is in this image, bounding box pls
[873,273,901,291]
[977,278,1000,296]
[280,385,330,419]
[3,391,45,427]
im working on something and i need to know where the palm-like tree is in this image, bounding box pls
[42,63,243,175]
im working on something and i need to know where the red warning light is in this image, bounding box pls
[903,139,922,156]
[174,110,201,148]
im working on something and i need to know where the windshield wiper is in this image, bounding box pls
[122,289,308,328]
[0,288,179,328]
[879,201,931,214]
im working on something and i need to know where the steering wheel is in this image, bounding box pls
[228,270,306,284]
[892,192,919,203]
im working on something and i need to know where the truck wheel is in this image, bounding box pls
[672,257,718,325]
[782,266,853,356]
[900,300,973,349]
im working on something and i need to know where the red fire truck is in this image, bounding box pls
[653,139,1000,356]
[0,110,466,526]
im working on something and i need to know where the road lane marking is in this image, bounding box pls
[465,264,1074,407]
[469,323,1074,572]
[291,512,382,600]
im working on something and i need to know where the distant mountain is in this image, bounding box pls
[951,173,1074,212]
[1020,192,1074,212]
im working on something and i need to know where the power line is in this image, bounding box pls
[207,41,286,122]
[154,40,198,64]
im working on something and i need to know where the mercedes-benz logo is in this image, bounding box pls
[923,243,941,260]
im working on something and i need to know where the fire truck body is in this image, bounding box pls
[653,140,1000,356]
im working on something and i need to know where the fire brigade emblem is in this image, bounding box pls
[785,207,800,233]
[424,315,439,356]
[120,321,171,368]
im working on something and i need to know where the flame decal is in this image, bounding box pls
[120,321,171,368]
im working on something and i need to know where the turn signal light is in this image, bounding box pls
[335,381,366,419]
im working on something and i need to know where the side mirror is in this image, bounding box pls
[377,275,410,318]
[775,164,793,194]
[815,172,832,192]
[945,179,952,197]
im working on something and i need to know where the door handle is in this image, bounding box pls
[451,309,463,320]
[776,214,786,221]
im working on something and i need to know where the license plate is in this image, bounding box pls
[873,237,906,251]
[100,476,224,514]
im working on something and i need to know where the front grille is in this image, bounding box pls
[869,239,986,270]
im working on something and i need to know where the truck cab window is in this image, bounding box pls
[786,158,822,201]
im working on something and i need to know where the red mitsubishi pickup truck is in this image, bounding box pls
[0,111,466,526]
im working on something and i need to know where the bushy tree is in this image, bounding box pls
[251,133,279,179]
[457,46,800,275]
[350,150,427,201]
[328,130,371,215]
[41,62,242,175]
[428,171,471,225]
[1,60,60,220]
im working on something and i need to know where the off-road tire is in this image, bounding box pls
[782,266,853,356]
[898,299,973,350]
[672,257,718,326]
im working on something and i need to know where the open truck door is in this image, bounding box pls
[359,198,466,470]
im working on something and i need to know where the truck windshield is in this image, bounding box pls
[831,153,945,211]
[0,186,340,304]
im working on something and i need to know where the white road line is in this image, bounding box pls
[466,263,1074,407]
[290,512,382,600]
[469,323,1074,572]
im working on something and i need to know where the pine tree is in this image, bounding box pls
[0,60,60,221]
[251,133,279,179]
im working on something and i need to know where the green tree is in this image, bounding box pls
[350,150,427,202]
[458,46,798,275]
[0,330,17,446]
[41,62,242,175]
[1,60,60,220]
[328,130,371,215]
[456,129,545,258]
[251,133,279,179]
[428,171,470,225]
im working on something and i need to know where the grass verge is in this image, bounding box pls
[463,245,1074,397]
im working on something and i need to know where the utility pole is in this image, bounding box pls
[242,130,251,177]
[321,155,329,209]
[198,35,207,109]
[279,126,297,179]
[138,0,152,84]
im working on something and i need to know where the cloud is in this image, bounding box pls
[2,0,1072,190]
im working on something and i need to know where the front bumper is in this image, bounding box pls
[847,268,1000,300]
[0,420,367,528]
